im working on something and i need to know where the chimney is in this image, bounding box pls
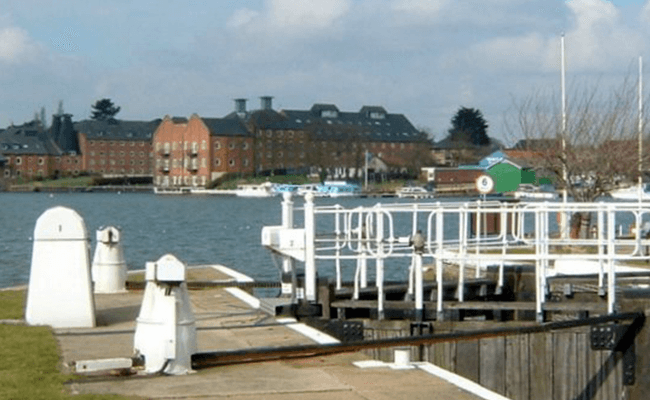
[234,98,247,116]
[260,96,273,110]
[51,114,62,144]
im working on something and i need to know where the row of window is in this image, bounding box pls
[89,168,149,174]
[156,175,207,186]
[89,151,149,157]
[88,140,147,147]
[155,141,250,152]
[90,160,147,166]
[8,156,80,165]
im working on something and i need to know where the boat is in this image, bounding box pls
[512,184,557,200]
[396,186,434,199]
[322,181,362,198]
[235,182,277,198]
[153,186,192,195]
[610,183,650,201]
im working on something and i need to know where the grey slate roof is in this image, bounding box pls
[202,118,250,137]
[74,119,161,141]
[0,121,61,155]
[228,103,425,143]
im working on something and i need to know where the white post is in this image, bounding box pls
[475,204,481,278]
[535,211,544,323]
[281,193,295,299]
[415,251,424,322]
[598,207,605,296]
[304,193,317,302]
[607,206,616,314]
[376,210,385,320]
[458,205,467,302]
[335,209,342,291]
[436,208,444,321]
[560,33,569,239]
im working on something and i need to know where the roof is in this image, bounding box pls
[74,119,161,141]
[226,102,425,143]
[0,121,61,155]
[202,118,250,137]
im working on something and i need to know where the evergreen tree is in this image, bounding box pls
[448,107,490,146]
[90,98,121,122]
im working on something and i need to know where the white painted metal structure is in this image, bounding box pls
[134,254,197,375]
[91,226,127,293]
[26,206,96,328]
[263,196,650,323]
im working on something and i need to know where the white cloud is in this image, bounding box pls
[391,0,449,14]
[0,26,39,64]
[228,0,351,35]
[641,0,650,24]
[227,8,260,29]
[268,0,350,29]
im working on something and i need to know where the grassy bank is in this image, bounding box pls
[0,290,138,400]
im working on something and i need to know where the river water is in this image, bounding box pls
[2,192,641,292]
[0,192,421,290]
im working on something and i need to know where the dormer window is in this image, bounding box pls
[321,110,338,118]
[370,112,386,119]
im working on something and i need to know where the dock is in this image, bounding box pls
[55,266,495,400]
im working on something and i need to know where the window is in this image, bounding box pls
[201,140,207,150]
[229,159,235,166]
[15,157,21,165]
[201,158,206,168]
[38,158,44,165]
[242,142,249,150]
[243,159,249,167]
[229,142,235,150]
[131,142,135,147]
[130,151,135,156]
[119,151,125,156]
[214,141,221,150]
[90,160,96,166]
[215,158,221,166]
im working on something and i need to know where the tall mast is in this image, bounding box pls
[639,56,644,202]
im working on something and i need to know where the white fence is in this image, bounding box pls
[262,193,650,322]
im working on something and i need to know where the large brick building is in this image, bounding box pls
[1,97,430,188]
[152,114,252,187]
[226,97,430,180]
[0,116,83,181]
[74,119,158,177]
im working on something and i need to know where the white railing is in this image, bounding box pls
[263,193,650,322]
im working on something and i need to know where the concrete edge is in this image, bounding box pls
[276,318,340,344]
[209,265,254,283]
[415,363,511,400]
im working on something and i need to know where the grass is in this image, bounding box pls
[0,290,25,320]
[0,291,139,400]
[34,176,95,188]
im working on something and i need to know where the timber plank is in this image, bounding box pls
[455,340,480,383]
[529,332,553,400]
[479,337,506,395]
[506,335,529,400]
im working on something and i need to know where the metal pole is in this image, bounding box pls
[639,56,644,203]
[376,210,384,320]
[561,33,568,239]
[436,209,444,321]
[304,193,317,302]
[607,206,616,314]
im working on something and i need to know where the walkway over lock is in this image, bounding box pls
[262,194,650,322]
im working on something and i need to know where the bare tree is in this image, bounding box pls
[506,75,649,202]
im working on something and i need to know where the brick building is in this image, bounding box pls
[74,119,158,177]
[152,114,252,187]
[227,97,430,180]
[0,117,83,181]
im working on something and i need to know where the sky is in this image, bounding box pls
[1,0,649,145]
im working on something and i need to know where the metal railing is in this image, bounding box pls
[262,193,650,322]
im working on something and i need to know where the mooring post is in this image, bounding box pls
[304,192,317,302]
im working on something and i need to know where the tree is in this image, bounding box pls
[90,98,121,122]
[505,75,649,203]
[448,107,490,146]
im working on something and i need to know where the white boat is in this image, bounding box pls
[610,184,650,201]
[235,182,277,198]
[321,181,362,198]
[189,187,237,195]
[396,186,434,199]
[512,184,557,200]
[153,186,192,195]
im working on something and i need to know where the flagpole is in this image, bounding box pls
[639,56,644,203]
[561,33,568,238]
[364,150,368,190]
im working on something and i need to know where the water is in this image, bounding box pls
[0,192,406,289]
[2,192,644,290]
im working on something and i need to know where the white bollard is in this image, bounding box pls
[91,226,127,293]
[25,206,96,328]
[133,254,197,375]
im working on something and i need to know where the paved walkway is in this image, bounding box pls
[56,266,494,400]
